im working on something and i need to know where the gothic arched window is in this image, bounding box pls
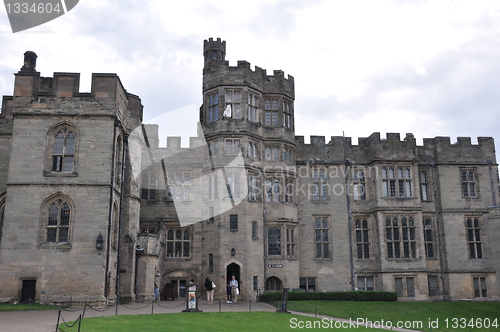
[46,200,71,243]
[46,122,78,175]
[40,194,74,247]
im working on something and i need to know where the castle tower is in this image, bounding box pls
[0,52,143,305]
[199,37,299,298]
[203,37,226,72]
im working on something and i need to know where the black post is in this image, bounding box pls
[55,307,61,332]
[77,314,82,332]
[115,293,119,316]
[276,288,290,313]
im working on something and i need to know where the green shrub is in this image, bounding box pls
[259,290,397,302]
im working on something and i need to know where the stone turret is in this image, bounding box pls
[20,51,37,72]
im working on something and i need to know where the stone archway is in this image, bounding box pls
[265,276,282,291]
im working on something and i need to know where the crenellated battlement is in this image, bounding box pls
[203,38,294,99]
[13,70,132,100]
[203,60,294,98]
[142,124,205,152]
[1,51,143,126]
[295,132,496,165]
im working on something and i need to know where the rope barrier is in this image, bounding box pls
[61,306,83,312]
[59,313,82,328]
[85,304,115,312]
[154,301,186,309]
[120,301,154,310]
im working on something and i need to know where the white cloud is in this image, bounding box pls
[1,0,499,153]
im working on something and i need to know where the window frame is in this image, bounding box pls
[45,122,79,176]
[283,100,292,129]
[267,226,282,256]
[299,277,316,292]
[283,146,294,163]
[247,173,260,201]
[466,217,483,259]
[247,91,259,122]
[253,276,259,291]
[423,217,435,259]
[355,218,370,259]
[207,91,219,122]
[264,98,280,126]
[39,194,74,249]
[353,169,367,200]
[209,253,214,273]
[428,275,439,297]
[265,177,282,202]
[357,276,375,291]
[165,226,192,258]
[472,276,488,298]
[229,214,238,231]
[141,172,158,201]
[285,178,294,203]
[208,140,219,158]
[312,167,328,201]
[224,89,242,119]
[286,226,296,258]
[247,140,259,159]
[395,276,416,298]
[382,166,412,198]
[314,216,330,259]
[419,169,432,201]
[461,168,478,198]
[207,174,218,201]
[385,215,417,259]
[225,172,241,199]
[167,172,191,201]
[252,220,258,239]
[225,138,242,155]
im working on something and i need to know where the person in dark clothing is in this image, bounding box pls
[205,277,215,305]
[226,283,232,303]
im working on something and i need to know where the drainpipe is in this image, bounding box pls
[116,134,128,305]
[105,119,121,302]
[343,133,355,290]
[431,158,448,301]
[263,208,267,294]
[487,160,497,207]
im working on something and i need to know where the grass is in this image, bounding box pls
[3,300,498,331]
[283,300,500,331]
[0,302,61,311]
[58,312,385,332]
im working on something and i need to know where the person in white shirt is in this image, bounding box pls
[229,275,239,304]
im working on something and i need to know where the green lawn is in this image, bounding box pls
[58,312,385,332]
[0,302,61,311]
[284,300,500,332]
[2,300,496,332]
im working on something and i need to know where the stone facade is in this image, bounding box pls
[0,40,499,305]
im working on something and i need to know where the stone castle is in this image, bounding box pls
[0,38,499,305]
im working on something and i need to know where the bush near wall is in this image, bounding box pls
[259,291,397,302]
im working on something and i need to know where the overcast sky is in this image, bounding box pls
[1,0,499,155]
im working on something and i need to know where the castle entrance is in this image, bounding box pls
[226,263,240,291]
[165,270,194,299]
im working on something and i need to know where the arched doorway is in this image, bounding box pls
[226,263,240,289]
[165,270,195,298]
[265,276,282,291]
